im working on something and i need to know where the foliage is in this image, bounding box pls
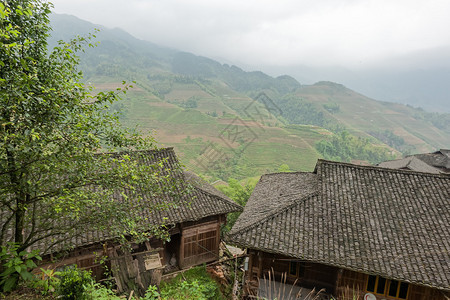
[316,131,395,164]
[33,268,61,295]
[84,282,122,300]
[217,178,257,233]
[323,102,340,114]
[182,97,198,109]
[412,107,450,132]
[0,243,41,292]
[172,52,300,94]
[160,265,224,300]
[0,0,187,268]
[277,95,327,127]
[277,164,291,172]
[143,285,160,300]
[369,129,405,148]
[56,266,93,300]
[368,129,413,155]
[161,280,207,300]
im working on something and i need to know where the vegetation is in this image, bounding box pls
[412,106,450,132]
[159,265,225,300]
[0,243,41,292]
[277,95,327,127]
[368,129,413,155]
[217,178,257,233]
[1,5,449,298]
[56,267,93,300]
[315,131,395,164]
[323,102,340,114]
[49,13,450,180]
[1,262,224,299]
[0,0,186,293]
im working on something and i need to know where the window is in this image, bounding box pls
[288,261,305,277]
[366,275,409,299]
[181,223,219,268]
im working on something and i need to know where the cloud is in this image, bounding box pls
[51,0,450,69]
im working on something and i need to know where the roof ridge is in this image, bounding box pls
[316,159,450,178]
[193,186,242,211]
[260,171,313,178]
[100,147,175,156]
[228,192,317,238]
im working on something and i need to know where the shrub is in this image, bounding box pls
[161,280,206,300]
[0,243,41,292]
[56,266,93,300]
[144,285,160,300]
[160,265,224,300]
[84,282,122,299]
[33,268,61,295]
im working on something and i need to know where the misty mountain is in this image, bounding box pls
[50,13,449,113]
[49,14,300,96]
[262,52,450,113]
[48,13,449,172]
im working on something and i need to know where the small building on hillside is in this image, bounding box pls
[226,160,450,300]
[6,148,241,295]
[378,149,450,174]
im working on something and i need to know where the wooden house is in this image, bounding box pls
[5,148,241,294]
[378,149,450,174]
[226,160,450,300]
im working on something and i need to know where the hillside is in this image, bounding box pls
[49,14,450,180]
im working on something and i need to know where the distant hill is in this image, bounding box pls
[49,13,450,180]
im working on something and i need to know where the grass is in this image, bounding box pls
[159,265,226,300]
[295,83,450,153]
[86,73,450,183]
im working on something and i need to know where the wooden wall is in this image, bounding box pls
[246,251,450,300]
[38,214,226,280]
[247,250,338,296]
[179,216,222,269]
[336,269,450,300]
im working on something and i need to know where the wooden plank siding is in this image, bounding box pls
[179,219,221,269]
[37,214,226,292]
[246,251,450,300]
[247,251,338,295]
[336,269,450,300]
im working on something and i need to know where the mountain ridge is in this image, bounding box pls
[48,13,450,180]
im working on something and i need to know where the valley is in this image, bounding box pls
[50,13,450,181]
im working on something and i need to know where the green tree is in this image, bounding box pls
[277,164,291,172]
[0,0,184,267]
[217,178,256,233]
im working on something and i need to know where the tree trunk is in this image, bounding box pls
[6,147,26,248]
[14,195,25,246]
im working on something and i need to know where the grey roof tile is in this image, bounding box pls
[227,160,450,291]
[2,148,241,254]
[378,149,450,174]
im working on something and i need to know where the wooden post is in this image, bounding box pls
[257,251,263,279]
[247,252,254,281]
[179,230,185,269]
[216,218,221,256]
[335,268,343,296]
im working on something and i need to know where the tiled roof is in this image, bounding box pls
[378,149,450,174]
[227,160,450,291]
[229,172,317,233]
[415,149,450,173]
[2,148,241,254]
[377,156,442,174]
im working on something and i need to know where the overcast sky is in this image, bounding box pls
[50,0,450,71]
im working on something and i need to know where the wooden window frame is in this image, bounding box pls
[180,222,219,268]
[288,261,305,278]
[366,275,409,299]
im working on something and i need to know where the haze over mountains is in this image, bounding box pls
[48,13,450,180]
[263,54,450,113]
